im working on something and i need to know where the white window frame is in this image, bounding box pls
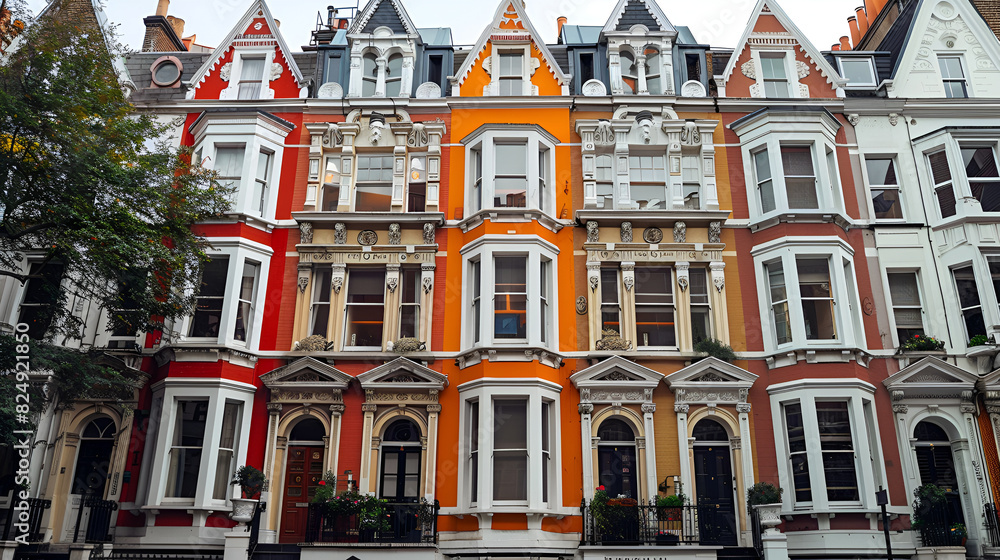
[175,239,272,350]
[487,43,533,96]
[752,238,864,355]
[342,267,388,351]
[221,47,277,101]
[457,378,562,512]
[837,56,877,88]
[144,378,256,511]
[768,379,885,513]
[958,142,1000,213]
[460,236,559,349]
[463,127,557,215]
[750,49,804,99]
[884,269,927,345]
[937,54,970,99]
[862,155,904,221]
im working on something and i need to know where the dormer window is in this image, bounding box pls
[385,54,404,97]
[354,48,413,98]
[361,53,378,96]
[237,57,266,99]
[464,126,556,215]
[621,51,637,93]
[761,53,789,98]
[499,52,524,96]
[939,56,968,98]
[838,57,876,87]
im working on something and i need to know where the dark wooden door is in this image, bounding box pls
[280,446,323,543]
[379,445,421,502]
[597,445,638,499]
[694,445,738,546]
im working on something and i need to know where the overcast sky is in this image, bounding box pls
[26,0,862,53]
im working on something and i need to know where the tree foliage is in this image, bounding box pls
[0,6,232,339]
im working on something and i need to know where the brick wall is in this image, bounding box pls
[973,0,1000,40]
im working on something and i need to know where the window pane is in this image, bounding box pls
[601,268,621,332]
[798,258,837,340]
[233,261,258,342]
[782,147,818,209]
[784,403,811,502]
[937,185,957,218]
[929,151,952,184]
[767,262,790,345]
[889,271,924,339]
[345,269,386,347]
[841,59,875,84]
[189,258,229,338]
[493,400,527,501]
[635,268,675,347]
[872,188,903,219]
[761,54,786,79]
[167,401,208,498]
[495,257,527,339]
[817,402,858,501]
[939,57,964,79]
[866,158,898,186]
[954,266,987,339]
[496,144,527,175]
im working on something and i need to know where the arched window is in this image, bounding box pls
[913,420,964,527]
[290,418,326,443]
[385,54,404,97]
[620,51,637,94]
[644,47,661,95]
[380,419,422,501]
[362,53,378,97]
[72,417,116,495]
[692,418,728,442]
[597,418,637,498]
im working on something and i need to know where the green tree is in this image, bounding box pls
[0,1,232,339]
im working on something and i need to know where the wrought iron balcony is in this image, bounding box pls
[304,501,438,545]
[581,499,739,547]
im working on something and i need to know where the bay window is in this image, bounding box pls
[251,150,273,216]
[463,126,557,215]
[189,258,229,339]
[754,241,863,353]
[355,155,394,212]
[961,145,1000,211]
[769,380,882,511]
[166,400,208,499]
[460,380,560,510]
[929,150,957,218]
[629,155,667,209]
[215,146,245,197]
[462,239,558,348]
[344,268,387,349]
[953,265,986,340]
[233,261,259,344]
[212,401,242,500]
[781,146,819,209]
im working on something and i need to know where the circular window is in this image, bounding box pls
[150,56,183,87]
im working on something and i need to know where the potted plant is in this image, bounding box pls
[912,484,951,547]
[747,482,783,533]
[656,493,686,521]
[898,334,946,353]
[230,465,267,523]
[414,498,437,540]
[949,523,967,546]
[693,338,737,363]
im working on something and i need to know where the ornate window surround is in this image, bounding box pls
[346,28,417,98]
[607,32,675,96]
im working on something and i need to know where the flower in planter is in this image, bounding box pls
[899,334,946,352]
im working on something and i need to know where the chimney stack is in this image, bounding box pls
[557,16,567,38]
[274,19,281,28]
[847,16,860,48]
[155,0,169,17]
[166,15,185,39]
[855,6,869,36]
[840,36,852,50]
[832,43,841,51]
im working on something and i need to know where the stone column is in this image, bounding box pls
[420,264,435,347]
[261,403,282,541]
[675,262,692,352]
[587,262,601,349]
[642,403,658,500]
[621,262,637,346]
[425,402,441,501]
[329,403,345,476]
[579,404,595,499]
[291,264,312,346]
[710,262,730,344]
[675,404,692,497]
[374,57,387,97]
[636,54,649,95]
[358,403,377,494]
[328,264,346,349]
[738,402,755,499]
[615,128,631,206]
[608,47,623,95]
[383,264,402,350]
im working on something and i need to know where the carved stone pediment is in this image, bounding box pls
[357,357,448,391]
[665,357,757,404]
[571,356,664,403]
[885,357,977,401]
[260,357,352,403]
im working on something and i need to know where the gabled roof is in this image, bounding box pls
[187,0,305,92]
[570,356,665,389]
[876,0,920,78]
[602,0,676,34]
[884,357,978,398]
[350,0,419,37]
[721,0,846,88]
[260,357,352,388]
[664,357,758,388]
[356,357,448,391]
[455,0,568,87]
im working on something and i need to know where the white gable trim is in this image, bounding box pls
[260,357,352,388]
[453,0,568,92]
[884,357,978,400]
[601,0,676,35]
[665,357,758,387]
[721,0,847,90]
[187,0,305,96]
[570,355,665,390]
[349,0,420,36]
[356,357,448,390]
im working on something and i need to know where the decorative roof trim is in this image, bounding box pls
[349,0,420,36]
[601,0,676,35]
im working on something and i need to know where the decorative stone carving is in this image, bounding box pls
[888,113,899,126]
[847,114,860,126]
[357,230,378,246]
[713,274,725,293]
[297,275,309,294]
[299,222,314,244]
[332,275,344,294]
[621,222,633,243]
[741,60,756,80]
[422,276,433,294]
[698,372,726,382]
[641,403,656,414]
[674,404,690,413]
[678,275,689,292]
[414,82,441,99]
[589,274,599,292]
[679,121,701,146]
[587,221,599,243]
[643,227,663,244]
[893,404,909,414]
[576,296,588,315]
[623,275,634,292]
[270,62,283,81]
[680,80,706,97]
[596,329,632,351]
[578,403,594,415]
[369,114,386,145]
[730,437,742,449]
[423,223,436,244]
[267,403,283,414]
[582,79,608,96]
[334,223,347,244]
[737,403,752,414]
[220,62,233,82]
[795,60,810,79]
[388,223,401,245]
[408,123,428,148]
[294,335,334,352]
[387,275,398,293]
[673,222,687,243]
[709,222,722,243]
[595,120,615,146]
[388,338,426,353]
[318,82,344,99]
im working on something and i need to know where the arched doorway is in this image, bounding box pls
[693,418,737,546]
[280,418,326,544]
[914,421,964,528]
[597,418,638,499]
[72,417,116,496]
[378,419,421,502]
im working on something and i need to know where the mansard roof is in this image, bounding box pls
[350,0,420,37]
[187,0,306,94]
[602,0,676,35]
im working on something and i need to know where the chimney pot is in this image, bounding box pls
[832,44,841,51]
[166,15,184,39]
[557,16,567,37]
[847,16,861,48]
[840,35,852,50]
[274,19,281,28]
[855,6,869,36]
[155,0,169,17]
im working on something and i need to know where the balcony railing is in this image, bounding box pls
[581,500,738,547]
[986,503,1000,549]
[305,501,438,545]
[916,505,964,547]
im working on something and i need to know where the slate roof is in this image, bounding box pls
[361,0,408,34]
[616,0,662,31]
[877,0,919,79]
[125,52,211,103]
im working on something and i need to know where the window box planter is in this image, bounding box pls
[967,343,999,373]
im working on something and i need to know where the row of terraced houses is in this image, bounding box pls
[4,0,1000,559]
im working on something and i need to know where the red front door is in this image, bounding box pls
[279,446,323,543]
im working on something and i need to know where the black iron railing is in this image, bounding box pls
[247,502,266,560]
[986,503,1000,548]
[750,506,764,558]
[305,501,438,544]
[581,500,738,547]
[916,505,963,547]
[73,496,117,544]
[8,498,51,543]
